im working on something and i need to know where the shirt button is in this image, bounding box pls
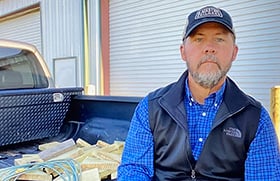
[198,138,203,142]
[202,112,206,116]
[189,102,192,106]
[214,103,218,107]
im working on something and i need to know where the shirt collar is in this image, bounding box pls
[185,77,226,106]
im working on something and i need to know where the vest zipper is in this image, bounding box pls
[191,169,196,179]
[185,134,196,180]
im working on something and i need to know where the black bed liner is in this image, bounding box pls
[0,94,140,176]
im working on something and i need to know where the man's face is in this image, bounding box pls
[180,22,238,89]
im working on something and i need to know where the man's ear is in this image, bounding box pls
[231,45,239,62]
[180,44,187,61]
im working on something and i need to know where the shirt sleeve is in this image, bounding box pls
[117,96,154,180]
[245,107,280,180]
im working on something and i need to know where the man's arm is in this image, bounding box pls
[245,107,280,180]
[118,97,154,180]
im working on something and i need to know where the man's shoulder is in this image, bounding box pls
[147,82,177,101]
[245,94,262,108]
[226,77,262,109]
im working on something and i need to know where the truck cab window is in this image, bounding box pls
[0,47,48,90]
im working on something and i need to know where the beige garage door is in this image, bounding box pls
[0,10,42,53]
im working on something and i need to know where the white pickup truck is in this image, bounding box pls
[0,39,139,180]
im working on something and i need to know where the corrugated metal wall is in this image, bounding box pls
[110,1,186,96]
[40,0,84,87]
[0,0,279,110]
[228,1,280,111]
[109,0,280,111]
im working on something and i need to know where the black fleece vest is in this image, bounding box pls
[148,71,261,181]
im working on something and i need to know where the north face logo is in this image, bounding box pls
[223,127,242,138]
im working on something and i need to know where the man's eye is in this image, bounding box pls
[195,38,203,42]
[216,38,225,42]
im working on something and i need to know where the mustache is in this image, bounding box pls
[198,54,220,68]
[200,54,218,64]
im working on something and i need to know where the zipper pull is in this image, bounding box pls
[191,169,196,179]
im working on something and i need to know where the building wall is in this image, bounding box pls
[0,0,279,111]
[40,0,84,88]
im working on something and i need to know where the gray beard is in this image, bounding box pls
[187,55,231,89]
[190,70,227,89]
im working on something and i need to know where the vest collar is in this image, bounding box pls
[212,77,255,129]
[158,70,256,131]
[158,71,188,131]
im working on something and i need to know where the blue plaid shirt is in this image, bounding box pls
[118,80,280,180]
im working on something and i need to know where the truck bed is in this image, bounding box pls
[0,94,141,179]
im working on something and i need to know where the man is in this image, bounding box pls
[118,6,280,180]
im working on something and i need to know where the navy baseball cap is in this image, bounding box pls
[183,6,235,40]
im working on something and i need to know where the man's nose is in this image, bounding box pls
[204,44,216,54]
